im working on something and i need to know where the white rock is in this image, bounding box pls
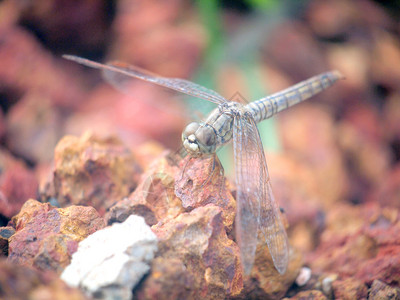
[295,267,312,286]
[61,215,157,300]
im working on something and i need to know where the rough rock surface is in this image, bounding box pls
[136,205,242,300]
[8,199,105,273]
[175,155,236,230]
[40,132,142,214]
[0,148,38,219]
[369,279,400,300]
[0,226,15,256]
[308,203,400,287]
[331,278,368,300]
[106,150,184,226]
[0,258,87,300]
[61,214,157,300]
[285,289,328,300]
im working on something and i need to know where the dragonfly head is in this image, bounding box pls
[182,122,216,156]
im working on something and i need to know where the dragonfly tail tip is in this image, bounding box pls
[332,70,346,80]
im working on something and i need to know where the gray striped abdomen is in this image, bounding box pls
[246,71,343,123]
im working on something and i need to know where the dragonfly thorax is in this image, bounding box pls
[182,122,217,156]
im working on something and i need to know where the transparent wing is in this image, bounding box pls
[63,55,227,105]
[233,112,289,275]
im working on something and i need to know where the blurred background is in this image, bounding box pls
[0,0,399,270]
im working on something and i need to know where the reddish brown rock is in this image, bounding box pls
[0,148,38,219]
[8,199,105,273]
[337,103,391,201]
[0,27,85,108]
[145,205,243,299]
[15,0,109,55]
[109,0,205,78]
[383,93,400,142]
[368,164,400,209]
[41,132,141,214]
[279,104,349,208]
[286,289,327,300]
[0,109,5,140]
[309,203,400,286]
[368,279,400,300]
[134,257,197,300]
[6,92,65,163]
[175,155,236,230]
[370,29,400,91]
[107,150,184,226]
[0,226,15,256]
[267,152,325,253]
[260,20,338,91]
[64,83,186,152]
[243,242,303,299]
[305,0,356,39]
[332,278,368,300]
[0,258,87,300]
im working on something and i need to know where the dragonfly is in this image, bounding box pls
[63,54,343,275]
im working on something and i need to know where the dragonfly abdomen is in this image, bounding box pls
[246,71,344,123]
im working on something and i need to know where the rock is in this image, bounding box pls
[242,241,303,299]
[0,27,85,108]
[295,267,312,287]
[6,92,65,163]
[8,199,105,273]
[0,148,38,219]
[285,289,328,300]
[61,214,157,300]
[143,205,242,300]
[64,83,186,152]
[106,151,184,226]
[279,104,349,208]
[109,0,205,78]
[41,132,142,214]
[309,203,400,286]
[0,109,5,140]
[332,278,368,300]
[368,279,400,300]
[110,151,300,299]
[0,258,87,300]
[175,154,236,230]
[134,256,197,300]
[337,103,391,202]
[15,0,109,55]
[368,165,400,209]
[267,152,325,253]
[0,226,15,256]
[261,21,328,84]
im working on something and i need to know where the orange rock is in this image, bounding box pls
[332,278,368,300]
[369,279,400,299]
[41,132,142,214]
[107,150,184,226]
[242,240,303,299]
[286,289,327,300]
[175,155,236,230]
[148,205,243,299]
[8,199,105,273]
[279,104,349,208]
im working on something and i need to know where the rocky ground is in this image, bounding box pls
[0,0,399,299]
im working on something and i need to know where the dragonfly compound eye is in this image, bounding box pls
[182,122,200,140]
[196,126,216,152]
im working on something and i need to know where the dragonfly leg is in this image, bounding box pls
[199,154,220,188]
[179,156,195,181]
